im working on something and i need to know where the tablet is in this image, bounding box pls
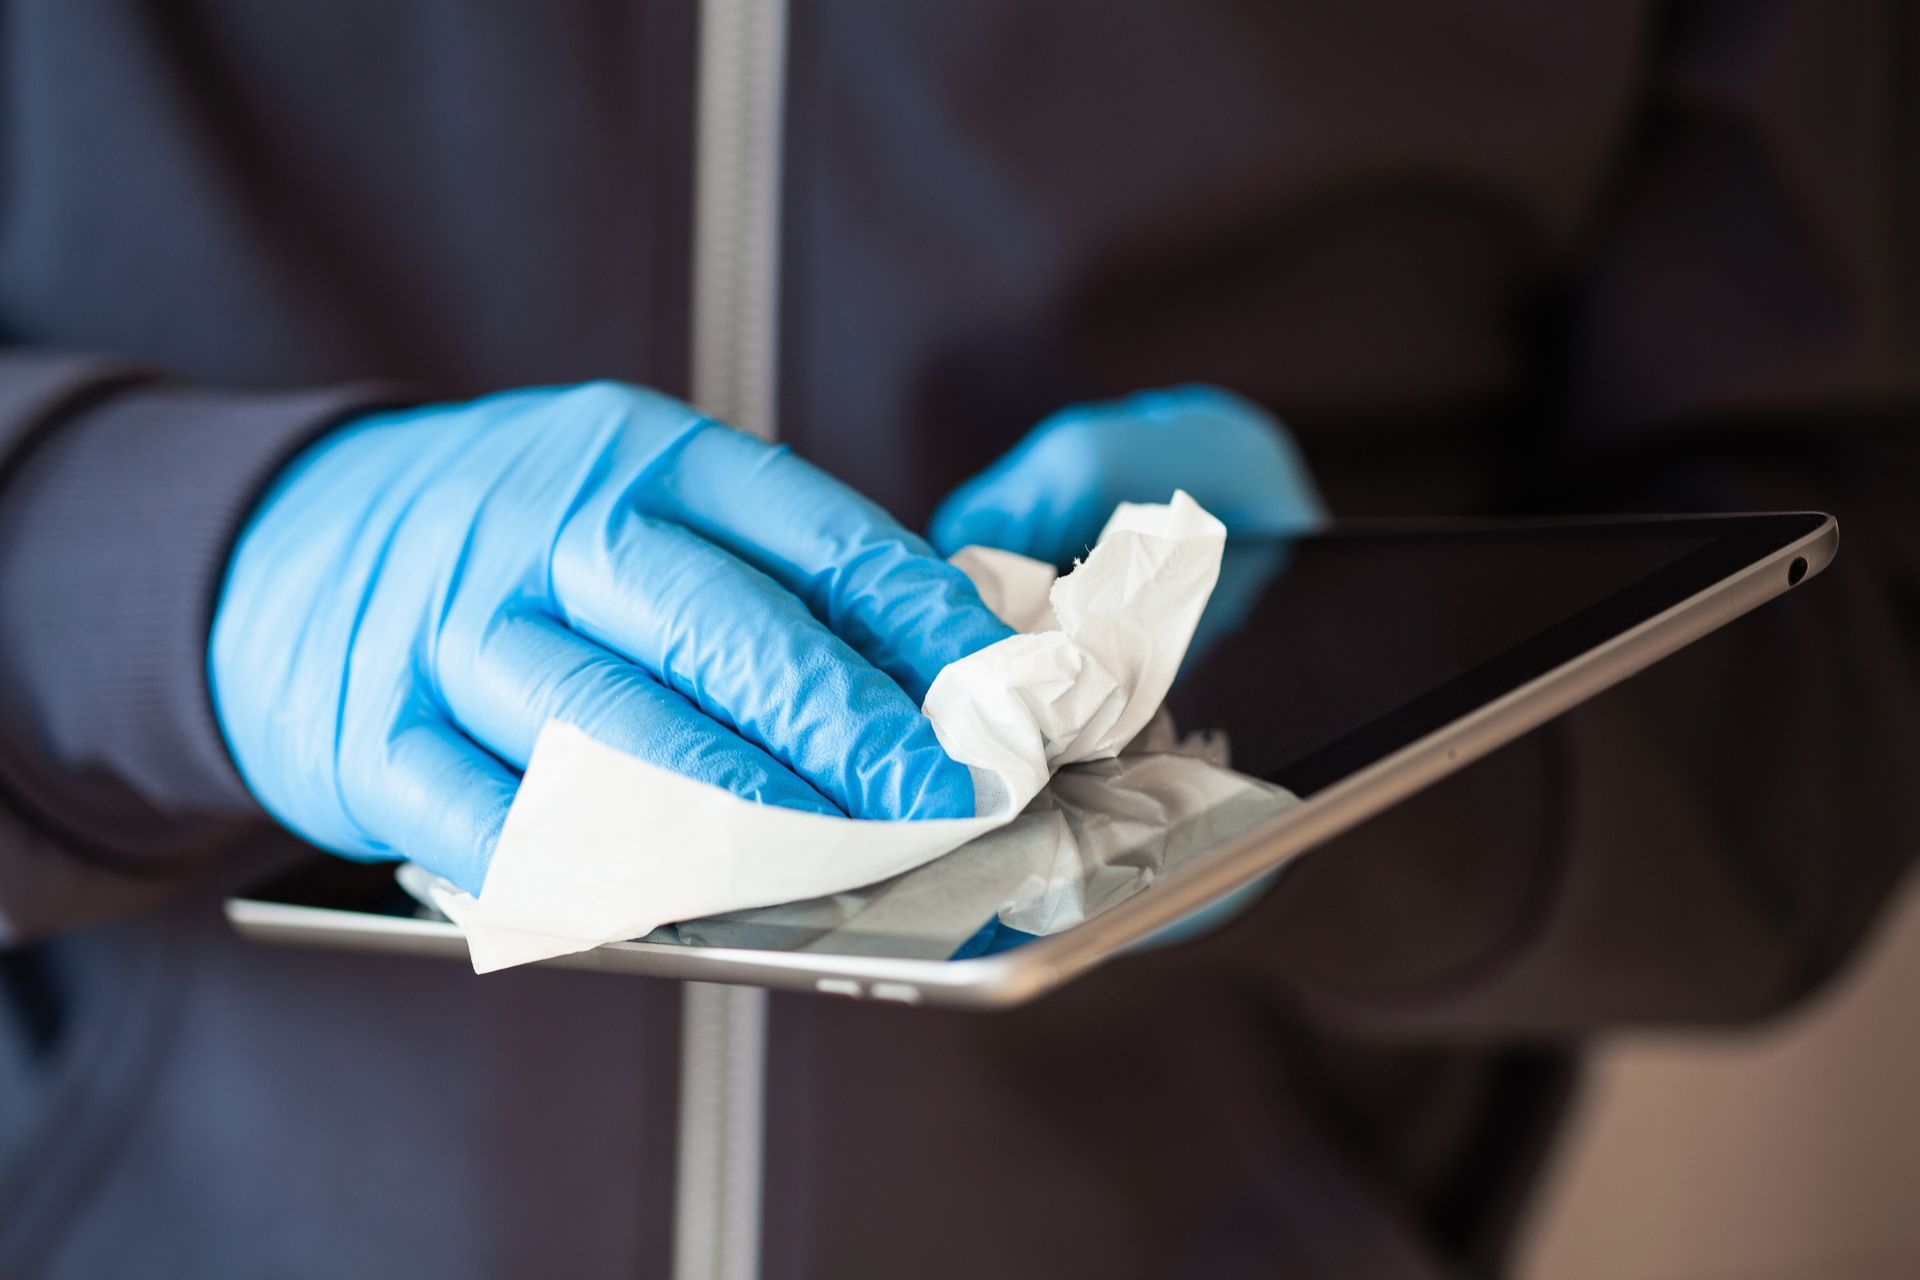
[226,512,1836,1008]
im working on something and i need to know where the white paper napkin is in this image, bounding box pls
[426,490,1227,972]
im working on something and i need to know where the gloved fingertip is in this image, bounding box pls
[904,751,977,822]
[436,789,511,899]
[927,493,984,558]
[755,779,845,819]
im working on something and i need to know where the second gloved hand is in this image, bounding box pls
[931,385,1323,564]
[210,382,1014,895]
[930,385,1324,951]
[931,385,1325,656]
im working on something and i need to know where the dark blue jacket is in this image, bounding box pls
[1,3,1917,1276]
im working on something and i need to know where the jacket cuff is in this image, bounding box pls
[0,360,410,861]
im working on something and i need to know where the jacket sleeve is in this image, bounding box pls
[0,351,402,945]
[1210,0,1920,1036]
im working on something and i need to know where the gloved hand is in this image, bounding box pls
[931,385,1325,950]
[931,385,1325,656]
[210,382,1014,894]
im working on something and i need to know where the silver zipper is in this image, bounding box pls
[673,981,771,1280]
[690,0,788,442]
[676,4,788,1279]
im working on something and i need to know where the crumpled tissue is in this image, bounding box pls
[423,490,1226,972]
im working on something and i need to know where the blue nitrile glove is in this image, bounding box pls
[931,385,1325,950]
[210,382,1014,895]
[930,385,1323,565]
[931,385,1326,658]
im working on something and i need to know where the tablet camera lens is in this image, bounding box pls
[1788,557,1808,586]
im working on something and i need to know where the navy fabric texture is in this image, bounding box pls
[0,2,1914,1277]
[0,371,403,858]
